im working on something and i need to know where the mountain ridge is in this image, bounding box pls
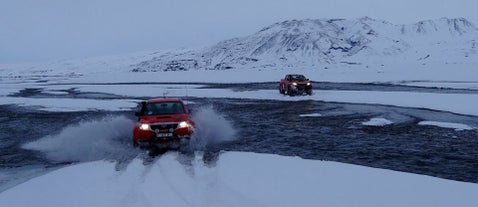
[131,17,477,72]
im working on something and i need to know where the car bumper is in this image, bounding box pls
[290,85,312,94]
[135,135,191,149]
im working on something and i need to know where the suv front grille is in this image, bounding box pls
[150,123,178,132]
[296,84,309,90]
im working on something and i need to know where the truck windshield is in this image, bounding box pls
[291,75,306,81]
[144,102,185,115]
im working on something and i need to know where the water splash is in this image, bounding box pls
[22,115,137,162]
[189,106,237,149]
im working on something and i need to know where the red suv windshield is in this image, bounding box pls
[143,102,185,115]
[291,75,306,81]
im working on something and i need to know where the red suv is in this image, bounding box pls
[279,74,313,96]
[133,98,194,149]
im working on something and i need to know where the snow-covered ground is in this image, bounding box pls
[299,113,323,117]
[2,59,478,85]
[1,152,477,207]
[0,96,138,112]
[401,81,478,90]
[2,83,478,119]
[2,74,478,206]
[418,121,475,131]
[362,117,394,126]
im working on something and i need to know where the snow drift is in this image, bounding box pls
[0,152,477,207]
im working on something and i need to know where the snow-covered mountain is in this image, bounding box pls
[132,17,477,72]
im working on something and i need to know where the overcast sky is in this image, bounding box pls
[1,0,477,63]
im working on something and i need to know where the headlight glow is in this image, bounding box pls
[178,121,189,128]
[292,82,297,86]
[307,82,311,86]
[139,124,151,131]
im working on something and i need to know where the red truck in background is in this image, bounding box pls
[133,98,194,150]
[279,74,313,96]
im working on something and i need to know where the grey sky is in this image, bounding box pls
[1,0,477,63]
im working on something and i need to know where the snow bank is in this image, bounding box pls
[0,97,138,112]
[0,88,18,97]
[402,81,478,90]
[3,84,478,117]
[0,166,50,193]
[418,121,475,131]
[362,117,394,126]
[100,86,478,116]
[2,58,478,86]
[0,152,477,207]
[72,85,478,116]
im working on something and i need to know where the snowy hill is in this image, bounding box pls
[132,17,477,71]
[1,17,477,85]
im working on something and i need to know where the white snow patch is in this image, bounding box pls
[0,88,18,97]
[317,90,478,117]
[362,117,394,126]
[2,84,478,117]
[0,166,51,193]
[67,85,478,117]
[0,152,477,207]
[43,90,69,95]
[3,85,478,117]
[69,84,205,98]
[418,121,475,131]
[2,59,478,87]
[22,116,136,162]
[402,81,478,90]
[299,113,323,117]
[0,97,138,112]
[66,85,478,116]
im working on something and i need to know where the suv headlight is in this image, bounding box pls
[307,82,311,86]
[292,82,297,86]
[178,121,189,128]
[139,124,151,131]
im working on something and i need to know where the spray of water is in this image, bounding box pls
[22,107,236,162]
[22,115,137,162]
[189,106,237,150]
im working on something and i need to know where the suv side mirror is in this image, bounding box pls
[135,101,147,117]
